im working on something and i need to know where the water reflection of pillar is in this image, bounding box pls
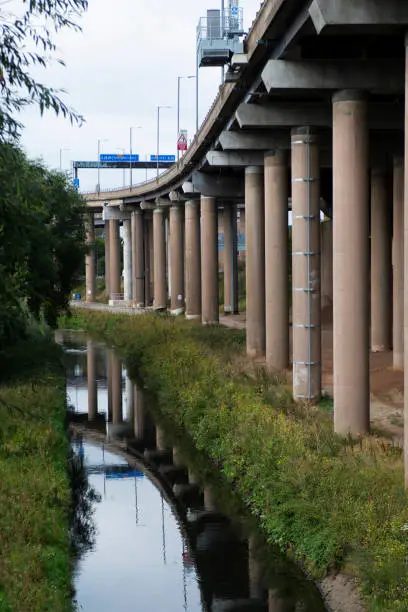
[87,340,98,421]
[125,376,134,423]
[111,353,123,424]
[107,350,113,422]
[268,589,290,612]
[203,486,217,512]
[172,446,184,467]
[248,535,264,600]
[156,425,168,451]
[133,383,145,440]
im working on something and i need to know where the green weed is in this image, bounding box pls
[77,310,408,611]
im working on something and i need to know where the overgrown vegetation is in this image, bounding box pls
[0,142,86,349]
[0,340,72,612]
[73,309,408,612]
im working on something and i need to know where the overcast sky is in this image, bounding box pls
[18,1,262,192]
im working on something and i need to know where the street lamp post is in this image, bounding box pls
[116,148,126,187]
[97,138,108,193]
[129,125,142,190]
[156,105,171,178]
[177,75,195,162]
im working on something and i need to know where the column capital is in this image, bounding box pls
[371,166,386,178]
[264,149,288,166]
[332,89,367,104]
[245,165,263,176]
[153,206,165,215]
[291,126,319,139]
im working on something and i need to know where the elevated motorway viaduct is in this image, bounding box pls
[83,0,408,441]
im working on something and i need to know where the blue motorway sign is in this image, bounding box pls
[73,178,80,190]
[150,154,176,163]
[105,470,144,480]
[100,154,140,163]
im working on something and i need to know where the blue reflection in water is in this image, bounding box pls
[72,440,202,612]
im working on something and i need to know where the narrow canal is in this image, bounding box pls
[59,331,327,612]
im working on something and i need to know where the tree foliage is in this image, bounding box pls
[0,142,86,348]
[0,0,88,138]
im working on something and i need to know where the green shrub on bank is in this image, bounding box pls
[0,341,71,612]
[76,310,408,611]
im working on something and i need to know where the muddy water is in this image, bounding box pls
[60,331,326,612]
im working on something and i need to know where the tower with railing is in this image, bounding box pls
[197,1,245,68]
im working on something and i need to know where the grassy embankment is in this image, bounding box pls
[73,309,408,611]
[0,340,72,612]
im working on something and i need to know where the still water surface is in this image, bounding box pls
[60,331,326,612]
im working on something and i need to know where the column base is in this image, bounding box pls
[224,305,232,314]
[202,320,219,326]
[153,304,167,311]
[170,308,185,316]
[393,352,403,370]
[371,344,387,353]
[185,314,201,320]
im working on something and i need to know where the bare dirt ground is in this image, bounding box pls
[220,311,404,444]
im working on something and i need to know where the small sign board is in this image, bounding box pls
[150,154,176,162]
[73,178,80,190]
[177,130,188,151]
[100,154,140,163]
[105,470,144,480]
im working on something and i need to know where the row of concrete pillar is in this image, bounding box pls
[241,93,404,436]
[86,199,240,321]
[86,90,405,437]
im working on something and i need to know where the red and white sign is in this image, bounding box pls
[177,130,188,152]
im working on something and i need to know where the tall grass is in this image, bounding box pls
[0,340,72,612]
[76,310,408,611]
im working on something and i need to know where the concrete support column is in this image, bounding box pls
[371,168,392,352]
[153,208,167,309]
[223,204,239,314]
[123,218,132,303]
[291,128,321,402]
[148,217,154,303]
[185,200,201,319]
[87,340,97,421]
[169,205,184,314]
[264,151,289,371]
[109,219,121,299]
[85,215,96,303]
[333,90,370,435]
[111,353,123,424]
[404,34,408,487]
[245,166,265,357]
[104,221,110,298]
[321,220,333,310]
[126,376,134,423]
[166,216,171,300]
[393,157,404,369]
[131,210,145,307]
[201,196,219,324]
[238,208,246,263]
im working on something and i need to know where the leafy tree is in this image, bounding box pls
[0,0,88,138]
[0,141,86,348]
